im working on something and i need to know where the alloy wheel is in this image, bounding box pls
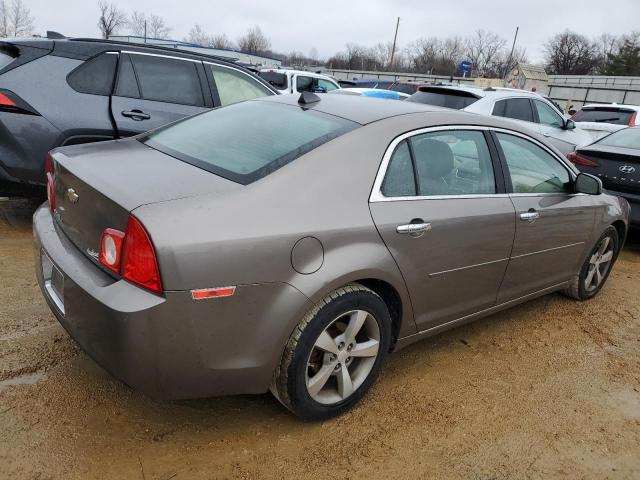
[584,236,614,292]
[305,310,380,405]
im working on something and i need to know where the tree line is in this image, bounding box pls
[2,1,639,77]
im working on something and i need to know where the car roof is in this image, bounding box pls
[418,84,546,100]
[260,68,335,79]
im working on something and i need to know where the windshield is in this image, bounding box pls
[596,128,640,150]
[143,101,358,184]
[407,90,479,110]
[259,71,288,89]
[572,108,634,125]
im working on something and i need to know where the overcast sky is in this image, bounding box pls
[29,0,640,62]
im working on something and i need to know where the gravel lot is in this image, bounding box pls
[1,196,639,479]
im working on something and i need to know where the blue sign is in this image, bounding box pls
[460,61,472,74]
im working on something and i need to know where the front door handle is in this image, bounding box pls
[121,110,150,121]
[520,211,540,222]
[396,223,431,235]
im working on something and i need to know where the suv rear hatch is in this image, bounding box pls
[51,138,239,267]
[572,106,637,140]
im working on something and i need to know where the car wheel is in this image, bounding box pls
[563,226,619,300]
[271,284,391,421]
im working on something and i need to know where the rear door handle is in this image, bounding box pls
[520,211,540,222]
[121,110,150,121]
[396,223,431,235]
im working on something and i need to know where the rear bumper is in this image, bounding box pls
[33,204,311,399]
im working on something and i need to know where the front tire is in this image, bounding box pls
[271,284,391,421]
[563,226,619,300]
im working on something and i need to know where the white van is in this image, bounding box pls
[259,69,340,94]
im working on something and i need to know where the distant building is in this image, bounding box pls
[108,35,282,68]
[506,63,549,93]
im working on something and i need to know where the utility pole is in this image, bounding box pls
[503,26,519,82]
[144,20,147,43]
[389,17,400,71]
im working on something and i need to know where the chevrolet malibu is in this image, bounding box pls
[34,93,629,420]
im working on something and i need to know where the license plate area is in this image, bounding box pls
[41,250,65,316]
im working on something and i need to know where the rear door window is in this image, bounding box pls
[318,78,339,92]
[209,64,273,106]
[130,54,204,106]
[67,53,118,96]
[143,101,358,184]
[381,140,416,197]
[296,76,314,92]
[572,108,634,126]
[493,98,534,123]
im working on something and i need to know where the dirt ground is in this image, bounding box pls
[0,196,639,480]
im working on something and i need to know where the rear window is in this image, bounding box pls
[67,53,118,96]
[596,128,640,149]
[143,101,359,184]
[259,71,288,89]
[391,83,418,95]
[408,89,479,109]
[572,107,634,126]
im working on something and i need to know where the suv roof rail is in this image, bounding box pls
[68,37,239,64]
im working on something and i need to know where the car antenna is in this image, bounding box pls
[298,91,321,105]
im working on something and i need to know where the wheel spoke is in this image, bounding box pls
[337,365,354,399]
[595,265,604,286]
[598,237,610,255]
[585,266,596,289]
[590,253,599,265]
[600,251,613,263]
[307,364,334,398]
[344,310,368,341]
[314,331,339,355]
[350,339,379,358]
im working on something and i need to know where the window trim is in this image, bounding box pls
[370,125,579,203]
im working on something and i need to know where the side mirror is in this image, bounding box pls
[564,119,576,130]
[575,172,602,195]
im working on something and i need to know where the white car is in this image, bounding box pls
[259,69,340,95]
[571,103,640,140]
[407,85,595,154]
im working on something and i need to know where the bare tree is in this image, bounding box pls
[128,11,170,39]
[210,33,233,50]
[544,31,599,74]
[97,1,126,39]
[185,24,209,45]
[464,30,506,76]
[0,0,34,37]
[237,25,271,55]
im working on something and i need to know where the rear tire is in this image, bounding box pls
[563,226,618,300]
[271,284,391,421]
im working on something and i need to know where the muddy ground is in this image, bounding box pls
[0,196,639,479]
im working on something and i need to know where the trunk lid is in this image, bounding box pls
[52,138,239,265]
[576,145,640,195]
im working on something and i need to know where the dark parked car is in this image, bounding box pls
[0,36,276,190]
[35,93,628,420]
[337,79,394,89]
[567,127,640,229]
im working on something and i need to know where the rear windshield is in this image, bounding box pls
[391,83,418,95]
[572,107,634,125]
[143,101,358,184]
[259,71,288,89]
[596,128,640,149]
[407,89,479,110]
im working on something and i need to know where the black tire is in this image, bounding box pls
[563,226,619,300]
[271,284,392,421]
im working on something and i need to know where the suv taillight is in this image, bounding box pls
[99,216,163,294]
[629,112,637,127]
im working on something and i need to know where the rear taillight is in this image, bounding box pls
[0,89,38,115]
[98,216,163,294]
[629,111,637,127]
[45,153,55,212]
[566,152,599,167]
[0,92,16,108]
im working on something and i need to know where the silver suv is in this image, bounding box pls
[408,85,594,154]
